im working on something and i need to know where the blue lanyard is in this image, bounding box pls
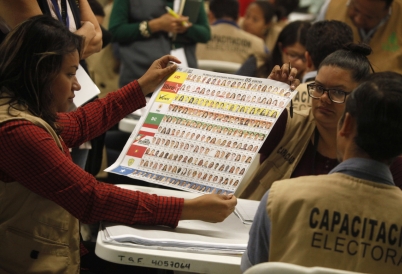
[358,7,391,43]
[51,0,69,28]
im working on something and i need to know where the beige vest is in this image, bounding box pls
[325,0,402,74]
[0,101,80,273]
[267,173,402,273]
[265,20,287,53]
[236,109,315,200]
[292,82,312,111]
[196,22,266,64]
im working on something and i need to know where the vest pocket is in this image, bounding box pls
[0,227,70,273]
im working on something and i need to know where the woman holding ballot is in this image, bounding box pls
[0,16,234,273]
[237,42,402,200]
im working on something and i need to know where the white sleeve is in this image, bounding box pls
[314,0,331,22]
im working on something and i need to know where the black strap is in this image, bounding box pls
[288,62,293,118]
[311,127,319,175]
[50,0,69,27]
[289,100,293,118]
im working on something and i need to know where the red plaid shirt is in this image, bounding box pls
[0,81,184,255]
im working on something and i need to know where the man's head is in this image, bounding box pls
[337,71,402,163]
[208,0,239,23]
[305,20,353,70]
[347,0,392,32]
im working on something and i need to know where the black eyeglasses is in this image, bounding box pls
[307,83,351,103]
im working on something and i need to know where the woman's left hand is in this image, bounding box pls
[138,55,181,96]
[268,63,300,90]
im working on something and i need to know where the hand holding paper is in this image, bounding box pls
[137,55,180,96]
[150,12,191,34]
[181,194,238,223]
[268,63,300,90]
[166,6,189,27]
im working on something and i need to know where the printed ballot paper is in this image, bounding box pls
[106,65,296,196]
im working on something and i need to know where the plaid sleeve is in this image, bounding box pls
[58,80,146,148]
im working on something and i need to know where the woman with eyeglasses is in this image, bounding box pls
[236,20,311,80]
[236,42,402,200]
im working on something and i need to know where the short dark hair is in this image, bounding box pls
[209,0,239,21]
[306,20,353,69]
[252,1,276,24]
[384,0,394,7]
[0,15,83,132]
[273,0,300,20]
[319,43,372,83]
[342,71,402,161]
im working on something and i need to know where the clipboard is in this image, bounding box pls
[174,0,202,44]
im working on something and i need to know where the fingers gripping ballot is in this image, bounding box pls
[268,63,300,90]
[181,194,238,223]
[138,55,181,96]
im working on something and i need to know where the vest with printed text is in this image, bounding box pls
[236,109,315,200]
[325,0,402,74]
[292,82,312,111]
[196,22,266,64]
[267,173,402,273]
[0,100,80,273]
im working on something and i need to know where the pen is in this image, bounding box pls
[165,6,189,27]
[288,62,294,118]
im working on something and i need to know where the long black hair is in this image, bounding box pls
[0,15,83,132]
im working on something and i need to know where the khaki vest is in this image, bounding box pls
[267,173,402,273]
[0,100,80,273]
[236,109,315,200]
[265,21,286,52]
[196,22,266,64]
[325,0,402,74]
[292,82,312,111]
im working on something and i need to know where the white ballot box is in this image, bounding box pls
[95,184,255,273]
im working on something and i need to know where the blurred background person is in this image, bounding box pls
[240,0,300,52]
[242,0,276,51]
[109,0,210,88]
[316,0,402,74]
[196,0,267,65]
[237,20,311,79]
[270,0,300,39]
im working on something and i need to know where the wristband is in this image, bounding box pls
[139,21,151,38]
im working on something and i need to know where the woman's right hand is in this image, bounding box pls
[181,194,237,223]
[137,55,181,96]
